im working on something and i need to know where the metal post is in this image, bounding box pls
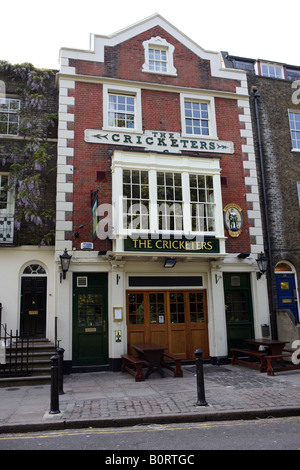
[194,349,208,406]
[49,355,60,414]
[57,347,65,395]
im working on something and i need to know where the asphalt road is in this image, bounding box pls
[0,416,299,452]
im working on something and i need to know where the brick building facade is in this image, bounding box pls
[55,15,269,370]
[0,64,57,339]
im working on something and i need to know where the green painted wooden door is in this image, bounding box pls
[73,273,108,366]
[224,273,254,353]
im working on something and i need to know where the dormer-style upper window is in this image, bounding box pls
[142,36,177,76]
[260,63,284,79]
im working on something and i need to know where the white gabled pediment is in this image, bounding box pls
[60,13,246,81]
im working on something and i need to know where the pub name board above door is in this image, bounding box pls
[124,235,220,253]
[85,129,234,154]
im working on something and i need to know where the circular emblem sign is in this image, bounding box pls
[224,203,243,237]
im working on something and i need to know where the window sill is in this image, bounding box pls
[102,126,143,135]
[142,70,177,77]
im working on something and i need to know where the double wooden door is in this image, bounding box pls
[126,290,208,360]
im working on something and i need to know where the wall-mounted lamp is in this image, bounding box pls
[59,248,72,282]
[215,274,222,284]
[256,252,268,279]
[164,258,177,268]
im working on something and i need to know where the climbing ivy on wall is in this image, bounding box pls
[0,61,57,245]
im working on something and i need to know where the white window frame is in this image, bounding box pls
[260,63,284,79]
[289,110,300,151]
[103,84,142,133]
[0,172,15,244]
[112,150,223,240]
[142,36,177,76]
[0,98,20,136]
[297,182,300,206]
[180,93,218,140]
[0,173,14,215]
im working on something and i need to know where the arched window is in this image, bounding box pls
[22,264,46,275]
[275,262,293,273]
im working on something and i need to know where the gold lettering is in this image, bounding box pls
[156,239,162,249]
[172,240,178,249]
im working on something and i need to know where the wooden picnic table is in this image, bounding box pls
[132,343,167,378]
[245,338,287,355]
[232,338,300,376]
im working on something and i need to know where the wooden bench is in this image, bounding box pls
[160,353,183,377]
[121,354,145,382]
[264,352,300,376]
[231,348,267,373]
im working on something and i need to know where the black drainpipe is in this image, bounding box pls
[253,90,277,339]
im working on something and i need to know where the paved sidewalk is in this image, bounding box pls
[0,363,299,433]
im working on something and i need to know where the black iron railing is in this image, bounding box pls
[0,325,31,377]
[0,216,14,244]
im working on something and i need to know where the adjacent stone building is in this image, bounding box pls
[0,62,58,339]
[222,52,300,337]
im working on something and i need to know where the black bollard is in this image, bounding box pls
[49,355,60,414]
[57,347,65,395]
[194,349,208,406]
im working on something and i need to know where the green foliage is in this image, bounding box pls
[0,61,57,245]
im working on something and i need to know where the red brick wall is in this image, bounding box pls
[68,29,251,254]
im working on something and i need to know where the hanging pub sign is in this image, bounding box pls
[223,203,243,237]
[124,235,220,253]
[85,129,234,154]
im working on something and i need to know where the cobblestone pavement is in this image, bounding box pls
[0,363,299,432]
[49,364,300,423]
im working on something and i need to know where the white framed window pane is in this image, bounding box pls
[108,93,135,129]
[189,174,215,232]
[148,48,168,72]
[0,98,20,135]
[289,112,300,149]
[184,101,209,136]
[261,64,283,78]
[122,169,149,229]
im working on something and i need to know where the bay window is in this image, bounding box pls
[113,151,222,241]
